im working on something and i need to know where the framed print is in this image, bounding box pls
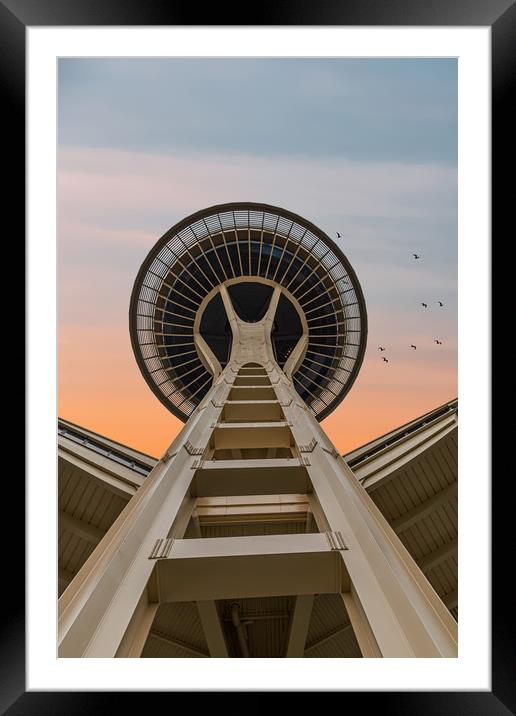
[4,0,510,710]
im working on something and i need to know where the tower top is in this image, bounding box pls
[129,202,367,422]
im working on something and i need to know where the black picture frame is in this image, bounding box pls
[5,0,508,711]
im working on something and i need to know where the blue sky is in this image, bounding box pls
[59,58,457,163]
[58,58,458,456]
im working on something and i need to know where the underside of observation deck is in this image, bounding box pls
[130,202,367,422]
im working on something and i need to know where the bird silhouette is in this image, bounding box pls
[438,301,444,307]
[421,302,428,308]
[434,340,443,345]
[378,346,386,351]
[410,345,417,350]
[413,253,420,259]
[382,357,389,363]
[336,232,341,238]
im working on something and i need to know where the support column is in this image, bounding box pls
[275,376,458,657]
[341,589,381,658]
[115,588,159,658]
[285,595,314,657]
[58,375,231,657]
[197,600,229,657]
[114,495,198,657]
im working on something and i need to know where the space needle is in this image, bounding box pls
[58,203,457,658]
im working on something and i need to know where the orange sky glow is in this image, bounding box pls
[58,322,456,460]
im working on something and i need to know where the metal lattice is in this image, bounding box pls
[130,202,367,422]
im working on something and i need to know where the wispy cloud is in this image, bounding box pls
[58,58,457,163]
[58,147,456,225]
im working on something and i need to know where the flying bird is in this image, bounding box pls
[434,339,443,345]
[413,254,420,259]
[410,345,417,350]
[382,357,389,363]
[438,301,444,307]
[378,346,386,351]
[336,232,341,238]
[421,302,428,308]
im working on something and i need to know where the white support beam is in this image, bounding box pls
[197,600,229,657]
[59,510,105,545]
[307,494,331,532]
[155,533,343,602]
[190,459,311,498]
[341,588,381,658]
[391,482,457,533]
[170,496,197,538]
[194,333,222,379]
[191,514,203,538]
[115,587,159,658]
[164,532,332,559]
[286,595,314,657]
[264,284,282,325]
[195,494,309,525]
[284,333,308,380]
[222,400,282,423]
[115,496,198,658]
[220,284,241,346]
[212,422,292,450]
[417,537,458,572]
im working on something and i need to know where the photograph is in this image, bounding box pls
[57,56,459,659]
[1,0,505,705]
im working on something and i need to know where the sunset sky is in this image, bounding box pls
[58,58,457,459]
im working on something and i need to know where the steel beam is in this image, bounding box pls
[212,422,292,450]
[286,595,314,657]
[190,460,312,498]
[154,533,343,602]
[197,600,229,657]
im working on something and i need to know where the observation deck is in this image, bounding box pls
[130,202,367,422]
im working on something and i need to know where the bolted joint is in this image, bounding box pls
[325,530,348,551]
[149,538,174,559]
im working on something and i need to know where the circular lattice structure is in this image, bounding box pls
[130,202,367,422]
